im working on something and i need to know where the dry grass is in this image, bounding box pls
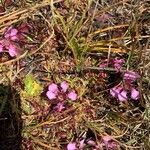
[0,0,150,150]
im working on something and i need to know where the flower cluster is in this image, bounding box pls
[67,136,118,150]
[100,58,125,71]
[0,25,28,57]
[99,58,124,78]
[99,58,140,102]
[46,81,77,112]
[110,71,140,102]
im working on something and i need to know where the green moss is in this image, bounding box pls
[23,74,43,97]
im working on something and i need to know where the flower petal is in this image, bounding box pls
[103,136,112,145]
[108,141,118,149]
[0,44,3,52]
[10,28,18,36]
[87,140,96,146]
[6,28,18,41]
[131,88,139,100]
[124,71,140,81]
[60,81,68,92]
[79,139,86,149]
[46,91,57,100]
[48,83,58,93]
[55,102,65,112]
[4,26,12,39]
[67,142,77,150]
[110,86,122,97]
[113,58,124,71]
[103,136,117,149]
[99,59,108,68]
[118,90,127,102]
[8,44,18,57]
[4,27,18,41]
[68,90,77,101]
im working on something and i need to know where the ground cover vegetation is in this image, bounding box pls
[0,0,150,149]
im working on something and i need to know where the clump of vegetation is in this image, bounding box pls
[0,0,150,150]
[23,74,43,97]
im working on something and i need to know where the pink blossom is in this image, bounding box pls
[7,44,18,57]
[0,25,29,57]
[4,27,18,41]
[110,86,127,102]
[131,88,139,100]
[124,71,140,81]
[46,81,77,111]
[0,39,19,57]
[108,141,118,149]
[46,83,59,100]
[99,58,124,74]
[110,70,140,101]
[103,136,112,144]
[48,83,58,94]
[60,81,68,92]
[0,44,3,52]
[110,85,140,101]
[79,139,86,149]
[118,90,127,102]
[68,90,77,101]
[46,91,57,100]
[67,142,77,150]
[103,136,117,149]
[113,58,124,71]
[55,102,65,112]
[87,140,97,146]
[110,86,122,97]
[99,59,108,68]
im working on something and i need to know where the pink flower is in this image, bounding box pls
[113,58,124,71]
[99,59,108,68]
[0,25,30,57]
[0,44,3,52]
[103,136,112,144]
[79,139,86,149]
[118,90,127,102]
[46,81,78,111]
[4,27,18,41]
[99,58,124,73]
[131,88,139,100]
[60,81,68,92]
[110,86,127,102]
[55,102,65,112]
[110,86,122,97]
[124,71,140,82]
[46,91,57,100]
[0,40,19,57]
[87,140,97,146]
[7,44,18,57]
[67,138,98,150]
[46,83,58,100]
[67,142,77,150]
[48,83,58,94]
[103,136,117,149]
[68,90,77,101]
[110,70,140,101]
